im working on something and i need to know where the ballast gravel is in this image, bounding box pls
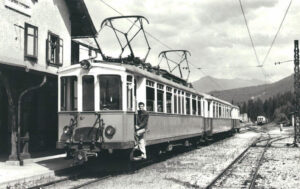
[96,130,260,189]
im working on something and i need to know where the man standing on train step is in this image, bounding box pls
[134,102,149,160]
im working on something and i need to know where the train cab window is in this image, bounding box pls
[186,93,190,115]
[146,80,155,111]
[192,95,196,115]
[127,76,133,111]
[166,86,172,113]
[99,75,122,110]
[82,76,94,111]
[157,83,164,113]
[174,89,177,114]
[60,76,77,111]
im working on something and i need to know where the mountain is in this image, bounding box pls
[210,75,293,104]
[192,76,266,93]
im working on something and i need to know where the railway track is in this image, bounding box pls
[29,130,237,189]
[205,134,292,189]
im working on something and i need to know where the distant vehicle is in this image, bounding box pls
[257,116,267,125]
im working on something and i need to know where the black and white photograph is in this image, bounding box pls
[0,0,300,188]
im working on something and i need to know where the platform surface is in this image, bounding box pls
[0,153,73,188]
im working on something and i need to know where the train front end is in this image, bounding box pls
[56,63,136,163]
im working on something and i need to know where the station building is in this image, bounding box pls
[0,0,99,161]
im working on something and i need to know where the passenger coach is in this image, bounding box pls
[56,60,240,162]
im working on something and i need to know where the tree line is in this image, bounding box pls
[238,91,295,123]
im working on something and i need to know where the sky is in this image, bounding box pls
[84,0,300,83]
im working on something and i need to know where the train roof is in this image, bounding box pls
[58,61,238,108]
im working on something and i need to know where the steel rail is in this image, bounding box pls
[205,136,261,189]
[249,135,292,188]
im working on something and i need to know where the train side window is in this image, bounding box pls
[60,76,77,111]
[178,90,181,114]
[146,80,155,111]
[181,91,185,114]
[174,89,177,114]
[99,75,122,110]
[82,75,94,111]
[166,86,172,113]
[186,93,190,115]
[198,98,201,116]
[192,97,196,115]
[157,83,164,113]
[219,106,222,117]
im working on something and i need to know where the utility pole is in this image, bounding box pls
[294,40,300,146]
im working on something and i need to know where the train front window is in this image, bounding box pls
[60,76,77,111]
[82,75,94,111]
[99,75,122,110]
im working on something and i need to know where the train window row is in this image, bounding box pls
[59,74,233,119]
[145,79,204,116]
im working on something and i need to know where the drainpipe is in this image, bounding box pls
[17,75,47,165]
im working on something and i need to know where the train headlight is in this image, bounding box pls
[105,125,116,139]
[63,126,71,136]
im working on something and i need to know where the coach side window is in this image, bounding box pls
[192,95,196,115]
[60,76,77,111]
[186,93,191,115]
[82,75,94,111]
[157,83,164,112]
[174,89,177,114]
[146,80,155,111]
[182,91,185,114]
[166,86,172,113]
[99,75,122,110]
[178,90,181,114]
[198,97,201,116]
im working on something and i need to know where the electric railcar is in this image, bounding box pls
[56,60,240,162]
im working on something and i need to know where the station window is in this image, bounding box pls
[157,83,164,112]
[186,93,190,115]
[146,80,155,111]
[174,89,177,114]
[60,76,77,111]
[166,86,172,113]
[46,32,63,66]
[82,76,94,111]
[24,23,38,60]
[99,75,122,110]
[127,76,133,111]
[192,96,196,115]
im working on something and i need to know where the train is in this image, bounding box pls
[257,116,267,125]
[56,59,241,163]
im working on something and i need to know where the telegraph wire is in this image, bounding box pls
[261,0,293,66]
